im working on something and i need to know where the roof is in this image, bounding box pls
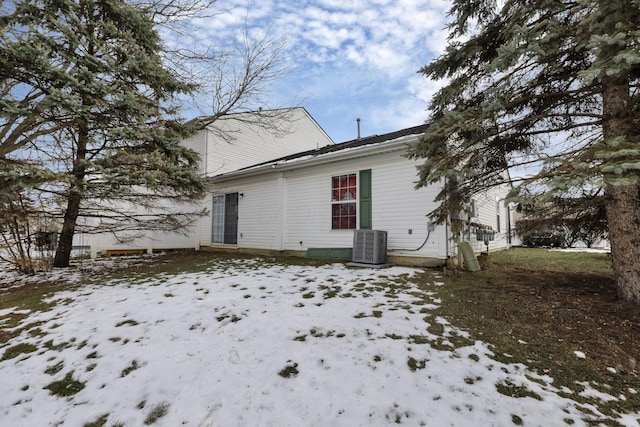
[235,123,430,171]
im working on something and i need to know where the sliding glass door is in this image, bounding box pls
[212,193,238,244]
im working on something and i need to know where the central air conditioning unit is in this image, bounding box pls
[352,230,387,264]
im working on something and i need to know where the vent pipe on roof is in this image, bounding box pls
[356,118,361,139]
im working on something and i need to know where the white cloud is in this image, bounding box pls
[180,0,453,140]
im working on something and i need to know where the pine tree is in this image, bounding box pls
[410,0,640,302]
[1,0,205,267]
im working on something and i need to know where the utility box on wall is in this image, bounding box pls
[352,230,387,264]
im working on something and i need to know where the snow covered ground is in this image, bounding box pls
[0,256,637,426]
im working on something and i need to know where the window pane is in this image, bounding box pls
[332,202,356,229]
[212,195,225,243]
[332,173,357,201]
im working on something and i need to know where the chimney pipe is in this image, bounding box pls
[356,117,361,139]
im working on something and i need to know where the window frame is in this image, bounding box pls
[212,192,239,244]
[331,173,358,230]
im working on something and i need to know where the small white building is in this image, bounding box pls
[198,124,513,267]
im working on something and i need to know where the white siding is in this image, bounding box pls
[236,179,281,250]
[203,108,333,176]
[201,178,282,250]
[283,165,337,249]
[197,128,512,263]
[208,149,452,260]
[281,154,446,257]
[467,182,512,253]
[368,155,447,259]
[181,132,207,174]
[198,193,213,247]
[81,108,332,255]
[73,199,200,256]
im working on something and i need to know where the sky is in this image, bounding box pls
[0,254,635,426]
[185,0,451,143]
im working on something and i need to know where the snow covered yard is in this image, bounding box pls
[0,255,637,426]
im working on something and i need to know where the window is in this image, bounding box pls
[496,197,501,232]
[469,199,477,218]
[331,173,357,229]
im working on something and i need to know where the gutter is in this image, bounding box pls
[207,134,418,183]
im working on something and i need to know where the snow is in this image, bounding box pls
[0,253,159,292]
[549,247,610,254]
[0,257,637,426]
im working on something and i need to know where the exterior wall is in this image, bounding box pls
[74,227,199,257]
[204,149,452,261]
[181,131,207,174]
[281,152,446,258]
[202,108,333,176]
[73,199,201,256]
[465,181,513,253]
[203,177,282,250]
[77,108,332,256]
[368,154,447,259]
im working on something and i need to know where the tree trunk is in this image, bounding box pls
[53,117,88,268]
[604,184,640,303]
[53,191,81,267]
[601,76,640,303]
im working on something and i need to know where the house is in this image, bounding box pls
[196,124,513,267]
[75,107,334,256]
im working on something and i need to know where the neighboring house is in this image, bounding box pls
[198,125,513,267]
[75,108,334,256]
[183,108,334,177]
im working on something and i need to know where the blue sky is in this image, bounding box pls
[183,0,451,143]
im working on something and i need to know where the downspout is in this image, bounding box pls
[197,128,210,251]
[445,215,450,260]
[444,176,450,261]
[204,127,209,176]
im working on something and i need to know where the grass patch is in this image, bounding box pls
[216,314,242,323]
[115,319,139,327]
[43,339,70,351]
[278,361,299,378]
[44,371,85,397]
[44,361,64,375]
[83,414,109,427]
[407,357,427,371]
[319,284,342,299]
[121,360,139,377]
[355,310,383,319]
[1,342,38,361]
[427,247,640,419]
[385,333,403,340]
[495,379,542,400]
[143,402,170,425]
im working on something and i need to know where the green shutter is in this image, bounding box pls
[359,169,372,229]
